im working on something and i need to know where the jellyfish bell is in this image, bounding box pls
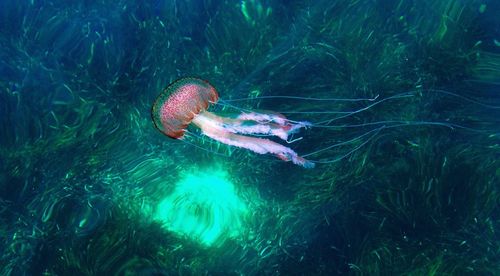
[151,77,315,168]
[152,78,219,139]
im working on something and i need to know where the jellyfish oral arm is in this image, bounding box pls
[234,112,311,141]
[200,111,311,141]
[192,112,315,168]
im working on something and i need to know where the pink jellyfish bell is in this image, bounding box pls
[152,77,314,168]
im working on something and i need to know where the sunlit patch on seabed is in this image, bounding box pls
[154,168,248,247]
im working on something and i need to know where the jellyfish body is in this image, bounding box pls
[152,77,315,168]
[152,78,219,139]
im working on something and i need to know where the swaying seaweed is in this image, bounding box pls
[0,0,498,274]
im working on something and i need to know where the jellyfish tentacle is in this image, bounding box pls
[425,89,500,109]
[286,136,304,144]
[217,92,416,125]
[307,126,384,164]
[302,126,385,158]
[315,92,415,125]
[179,131,233,157]
[303,119,494,164]
[223,94,379,102]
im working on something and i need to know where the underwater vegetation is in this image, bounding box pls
[0,0,499,275]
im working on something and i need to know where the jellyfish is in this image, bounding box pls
[152,77,315,168]
[153,77,500,169]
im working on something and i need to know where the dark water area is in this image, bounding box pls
[1,0,499,275]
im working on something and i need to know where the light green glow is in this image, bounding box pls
[155,168,248,246]
[479,4,486,14]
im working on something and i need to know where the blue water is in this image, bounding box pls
[1,0,499,275]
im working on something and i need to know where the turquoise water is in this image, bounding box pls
[1,0,499,274]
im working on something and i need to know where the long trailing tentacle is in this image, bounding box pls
[213,88,500,165]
